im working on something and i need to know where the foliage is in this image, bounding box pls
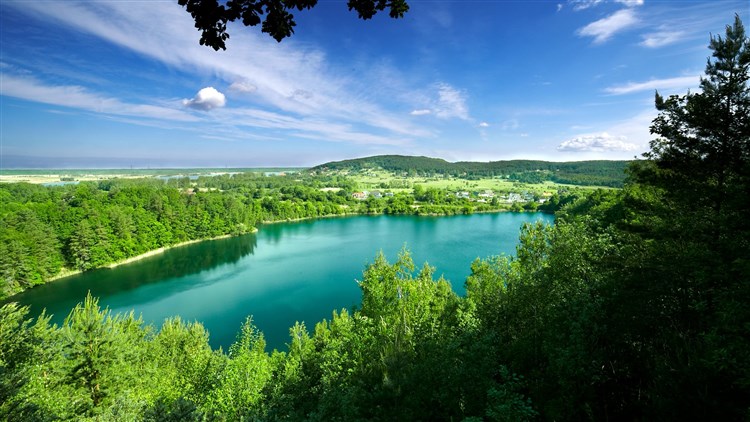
[1,17,747,420]
[1,170,544,298]
[178,0,409,49]
[311,154,630,187]
[0,250,536,420]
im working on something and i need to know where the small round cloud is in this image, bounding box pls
[183,87,226,111]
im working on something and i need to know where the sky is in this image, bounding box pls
[0,0,747,168]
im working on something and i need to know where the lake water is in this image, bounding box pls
[11,213,553,351]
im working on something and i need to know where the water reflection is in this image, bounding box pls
[9,213,554,350]
[9,233,258,321]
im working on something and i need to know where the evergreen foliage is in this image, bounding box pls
[1,16,747,420]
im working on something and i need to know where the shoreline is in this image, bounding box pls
[259,207,548,226]
[28,209,548,293]
[260,212,360,225]
[46,232,254,283]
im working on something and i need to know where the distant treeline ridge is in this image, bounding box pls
[310,155,631,187]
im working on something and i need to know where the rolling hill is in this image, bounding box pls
[310,155,632,187]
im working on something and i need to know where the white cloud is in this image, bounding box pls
[5,1,431,144]
[604,75,699,95]
[557,3,564,12]
[0,73,197,122]
[183,87,226,111]
[228,81,257,93]
[291,89,313,100]
[435,83,469,120]
[407,83,470,121]
[577,9,638,44]
[478,122,490,128]
[570,0,603,11]
[557,132,639,152]
[640,30,684,48]
[615,0,643,6]
[569,0,642,10]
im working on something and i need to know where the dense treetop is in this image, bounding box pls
[2,169,562,299]
[178,0,410,49]
[1,16,749,421]
[311,155,631,187]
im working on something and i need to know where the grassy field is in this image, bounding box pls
[345,169,615,195]
[0,167,617,196]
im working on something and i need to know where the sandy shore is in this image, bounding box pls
[47,232,251,282]
[104,235,233,268]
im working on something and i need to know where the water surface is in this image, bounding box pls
[12,213,553,351]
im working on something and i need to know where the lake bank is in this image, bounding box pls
[259,207,546,225]
[13,213,554,351]
[45,232,252,284]
[16,207,546,300]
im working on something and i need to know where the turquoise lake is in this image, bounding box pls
[12,213,554,351]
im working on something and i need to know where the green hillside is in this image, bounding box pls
[310,155,631,187]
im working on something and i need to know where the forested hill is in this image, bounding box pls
[310,155,631,187]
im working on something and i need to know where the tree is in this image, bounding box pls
[62,294,123,415]
[644,14,749,224]
[178,0,410,50]
[622,15,750,418]
[205,317,271,419]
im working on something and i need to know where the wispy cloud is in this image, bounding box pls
[478,122,490,128]
[577,9,638,44]
[4,1,432,145]
[640,30,685,48]
[557,132,638,152]
[568,0,642,11]
[228,81,257,94]
[615,0,643,7]
[0,73,198,122]
[604,75,699,95]
[569,0,604,11]
[435,83,469,120]
[407,83,471,121]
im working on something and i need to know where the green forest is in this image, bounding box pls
[310,156,630,187]
[1,16,748,422]
[1,168,574,299]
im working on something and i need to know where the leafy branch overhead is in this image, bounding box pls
[177,0,410,50]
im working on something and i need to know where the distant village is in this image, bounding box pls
[350,189,554,204]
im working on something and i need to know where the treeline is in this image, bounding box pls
[311,155,630,187]
[0,180,252,299]
[2,168,747,420]
[1,173,541,299]
[2,18,746,420]
[0,175,356,299]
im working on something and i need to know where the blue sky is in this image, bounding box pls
[0,0,747,168]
